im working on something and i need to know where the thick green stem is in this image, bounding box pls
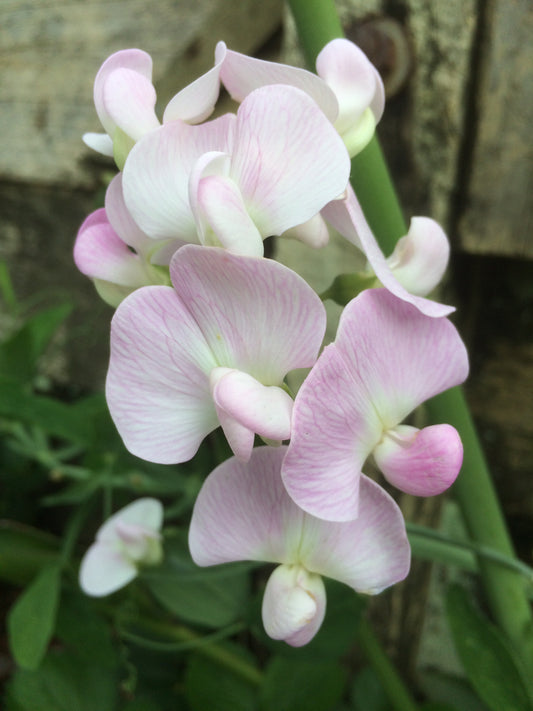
[287,0,533,673]
[357,616,420,711]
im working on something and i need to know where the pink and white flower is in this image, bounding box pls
[218,38,384,157]
[74,174,180,306]
[83,46,226,167]
[79,498,163,597]
[106,245,326,464]
[282,288,469,522]
[189,446,410,646]
[122,84,350,257]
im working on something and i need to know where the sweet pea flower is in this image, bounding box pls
[218,38,384,157]
[74,174,180,307]
[282,288,469,522]
[106,245,326,464]
[83,46,226,168]
[189,446,410,646]
[322,185,454,317]
[122,84,350,257]
[79,498,163,597]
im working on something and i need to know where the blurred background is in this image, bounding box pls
[1,0,532,700]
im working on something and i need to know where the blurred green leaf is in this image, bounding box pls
[143,531,252,628]
[0,521,60,585]
[4,648,117,711]
[446,584,533,711]
[350,666,389,711]
[185,653,257,711]
[260,657,346,711]
[8,563,62,670]
[418,670,491,711]
[0,303,72,382]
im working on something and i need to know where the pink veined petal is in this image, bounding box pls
[169,245,327,384]
[218,41,339,122]
[230,85,350,237]
[189,447,304,566]
[103,68,160,141]
[299,474,411,594]
[79,542,137,597]
[373,423,463,496]
[211,368,293,442]
[316,38,381,136]
[82,132,114,156]
[214,404,256,462]
[105,173,153,253]
[163,43,226,125]
[93,49,153,137]
[262,565,326,647]
[106,285,220,464]
[386,217,450,296]
[281,343,383,522]
[195,174,264,256]
[97,498,163,544]
[322,187,455,317]
[122,115,236,241]
[74,212,148,287]
[333,288,469,426]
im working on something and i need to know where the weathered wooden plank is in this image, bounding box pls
[0,0,283,188]
[459,0,533,257]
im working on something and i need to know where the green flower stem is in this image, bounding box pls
[287,0,533,672]
[128,616,263,686]
[356,616,420,711]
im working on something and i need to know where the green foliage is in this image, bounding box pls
[446,584,533,711]
[260,657,346,711]
[7,563,62,670]
[320,271,377,306]
[185,653,258,711]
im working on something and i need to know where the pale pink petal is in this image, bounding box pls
[98,498,163,544]
[74,211,148,287]
[282,213,330,248]
[103,68,159,141]
[82,132,114,156]
[195,174,264,256]
[214,405,256,462]
[300,475,410,593]
[219,42,338,122]
[262,565,326,647]
[79,542,137,597]
[281,344,382,522]
[163,43,226,125]
[105,173,152,252]
[282,288,468,521]
[189,447,303,566]
[316,39,384,135]
[211,368,293,441]
[386,217,450,296]
[373,424,463,496]
[106,286,219,464]
[230,85,350,237]
[122,115,236,241]
[169,245,326,383]
[322,187,455,317]
[333,288,469,424]
[93,49,153,137]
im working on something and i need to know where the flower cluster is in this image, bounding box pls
[76,39,468,646]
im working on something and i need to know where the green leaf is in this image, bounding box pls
[418,670,491,711]
[0,303,72,382]
[185,653,257,711]
[320,272,377,306]
[8,563,62,670]
[260,657,346,711]
[446,584,533,711]
[350,666,389,711]
[143,531,251,627]
[0,378,95,444]
[0,521,60,586]
[4,648,117,711]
